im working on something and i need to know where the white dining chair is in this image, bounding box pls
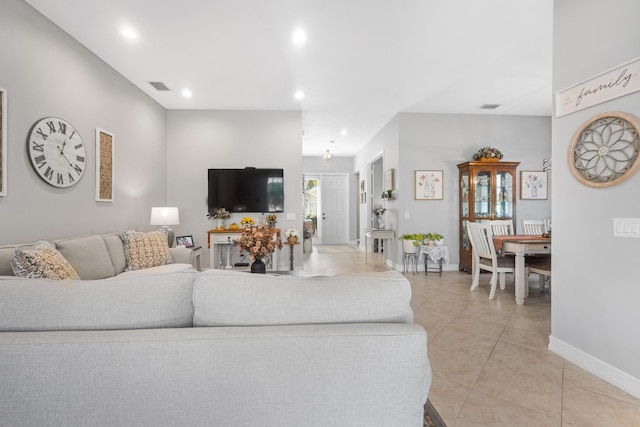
[487,219,514,236]
[466,221,516,299]
[526,255,551,293]
[522,219,545,236]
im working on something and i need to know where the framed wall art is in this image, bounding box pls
[414,170,443,200]
[96,128,114,202]
[384,169,394,190]
[520,171,548,199]
[0,87,6,196]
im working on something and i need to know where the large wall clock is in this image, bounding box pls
[27,117,86,188]
[569,111,640,188]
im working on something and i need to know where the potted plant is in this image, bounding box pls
[424,232,444,247]
[473,146,503,161]
[285,228,300,244]
[399,233,425,253]
[208,207,231,230]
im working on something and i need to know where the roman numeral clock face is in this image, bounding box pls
[27,117,86,188]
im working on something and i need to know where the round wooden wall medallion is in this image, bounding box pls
[569,111,640,187]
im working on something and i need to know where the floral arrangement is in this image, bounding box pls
[285,228,300,239]
[525,174,545,188]
[240,217,254,227]
[473,146,503,160]
[235,225,282,260]
[267,214,277,223]
[372,206,386,216]
[208,207,231,219]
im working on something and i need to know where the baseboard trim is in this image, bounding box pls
[549,335,640,399]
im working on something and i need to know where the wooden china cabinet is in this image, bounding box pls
[457,161,520,272]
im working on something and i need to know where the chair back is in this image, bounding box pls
[487,219,514,236]
[522,220,545,235]
[467,222,498,261]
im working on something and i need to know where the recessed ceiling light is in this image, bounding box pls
[121,28,138,40]
[292,27,307,45]
[294,90,305,100]
[181,89,192,98]
[340,129,347,136]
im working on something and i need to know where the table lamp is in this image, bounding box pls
[150,207,180,247]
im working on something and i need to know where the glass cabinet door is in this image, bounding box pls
[474,171,492,218]
[461,172,469,218]
[494,171,514,218]
[460,172,470,251]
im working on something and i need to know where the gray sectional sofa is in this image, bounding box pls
[0,235,431,426]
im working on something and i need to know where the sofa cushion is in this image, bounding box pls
[193,270,413,327]
[102,233,127,274]
[11,240,80,280]
[121,230,173,271]
[0,269,198,332]
[0,244,26,276]
[55,234,116,280]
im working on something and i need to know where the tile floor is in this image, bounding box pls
[302,245,640,426]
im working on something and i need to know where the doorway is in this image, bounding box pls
[303,173,349,245]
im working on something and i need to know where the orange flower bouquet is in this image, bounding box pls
[234,225,283,260]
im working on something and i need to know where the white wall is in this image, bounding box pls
[354,115,400,265]
[166,110,302,269]
[550,0,640,396]
[0,0,167,244]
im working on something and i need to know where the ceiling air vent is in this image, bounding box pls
[148,81,170,91]
[480,104,501,110]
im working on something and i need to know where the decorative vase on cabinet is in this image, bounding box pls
[457,161,520,272]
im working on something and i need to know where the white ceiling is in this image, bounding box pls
[24,0,553,157]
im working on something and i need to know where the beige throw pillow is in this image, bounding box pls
[11,240,80,280]
[121,230,173,271]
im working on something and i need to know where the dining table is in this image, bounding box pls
[492,235,551,305]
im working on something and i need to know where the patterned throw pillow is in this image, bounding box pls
[12,240,80,280]
[121,230,173,271]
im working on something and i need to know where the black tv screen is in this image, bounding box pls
[208,168,284,213]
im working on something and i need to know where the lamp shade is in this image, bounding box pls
[150,207,180,226]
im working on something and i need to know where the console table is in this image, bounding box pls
[364,229,396,269]
[207,228,281,270]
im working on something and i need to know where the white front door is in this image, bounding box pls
[321,174,349,244]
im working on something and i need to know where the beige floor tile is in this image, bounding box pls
[499,323,551,352]
[452,389,561,427]
[428,374,472,426]
[474,342,563,418]
[563,362,640,406]
[428,327,497,388]
[562,385,640,426]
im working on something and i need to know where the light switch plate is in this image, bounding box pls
[613,218,640,238]
[286,213,296,220]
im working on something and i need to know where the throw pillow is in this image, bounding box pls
[11,240,80,280]
[121,230,173,271]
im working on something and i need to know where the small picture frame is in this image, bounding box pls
[176,235,194,248]
[520,171,548,199]
[384,169,394,191]
[414,170,443,200]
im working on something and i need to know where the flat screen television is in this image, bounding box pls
[208,168,284,213]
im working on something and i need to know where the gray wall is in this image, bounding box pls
[166,110,302,269]
[0,0,167,245]
[551,0,640,393]
[356,112,551,267]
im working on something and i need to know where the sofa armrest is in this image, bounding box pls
[169,247,192,264]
